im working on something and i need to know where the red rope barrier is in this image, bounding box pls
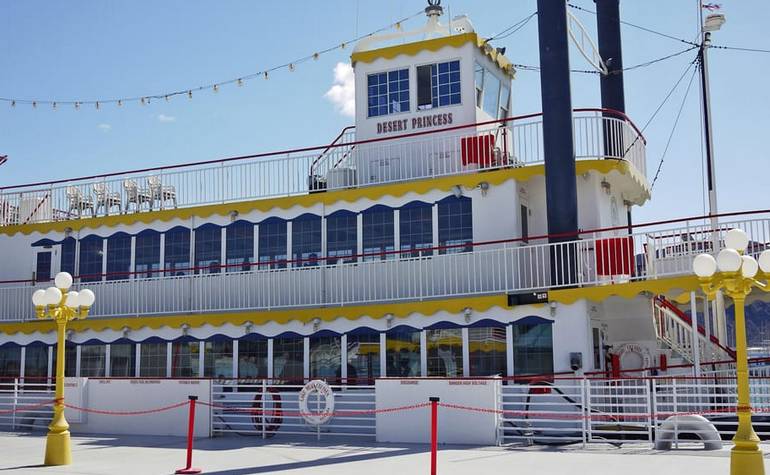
[62,400,189,416]
[0,399,54,415]
[198,400,431,417]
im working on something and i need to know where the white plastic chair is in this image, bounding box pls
[147,175,177,210]
[93,183,122,216]
[65,186,94,218]
[122,180,152,213]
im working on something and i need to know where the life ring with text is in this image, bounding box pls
[298,379,335,426]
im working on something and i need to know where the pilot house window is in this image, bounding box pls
[417,60,461,110]
[367,68,410,118]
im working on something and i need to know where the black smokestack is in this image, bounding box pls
[537,0,578,284]
[596,0,626,113]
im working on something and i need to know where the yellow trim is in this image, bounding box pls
[351,32,515,78]
[548,275,700,305]
[0,160,648,237]
[0,295,509,336]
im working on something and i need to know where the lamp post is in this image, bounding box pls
[692,229,770,475]
[31,272,95,466]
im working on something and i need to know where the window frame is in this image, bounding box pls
[106,232,132,281]
[135,229,161,279]
[416,59,462,111]
[362,205,395,262]
[367,67,411,118]
[291,214,322,267]
[438,196,473,254]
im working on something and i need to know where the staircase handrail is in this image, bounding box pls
[308,125,356,177]
[654,295,736,359]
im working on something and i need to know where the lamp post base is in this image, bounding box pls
[730,445,765,475]
[44,430,72,466]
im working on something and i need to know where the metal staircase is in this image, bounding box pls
[652,295,735,365]
[307,126,356,192]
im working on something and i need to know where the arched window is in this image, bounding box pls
[106,232,131,281]
[437,196,472,254]
[164,226,191,276]
[79,235,104,282]
[61,237,76,276]
[194,224,222,274]
[258,217,287,269]
[399,201,433,257]
[292,214,321,267]
[226,220,254,272]
[326,210,357,265]
[512,318,554,377]
[135,230,161,278]
[362,205,394,261]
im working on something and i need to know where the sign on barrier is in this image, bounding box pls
[298,380,335,426]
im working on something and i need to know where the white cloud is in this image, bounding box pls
[157,114,176,123]
[324,62,355,118]
[97,123,111,131]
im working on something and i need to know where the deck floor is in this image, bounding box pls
[0,433,766,474]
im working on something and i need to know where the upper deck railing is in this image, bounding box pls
[0,209,767,322]
[0,108,646,227]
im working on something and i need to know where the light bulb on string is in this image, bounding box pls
[75,102,80,110]
[140,97,146,106]
[288,64,295,72]
[264,71,269,80]
[118,100,122,107]
[340,42,346,49]
[10,101,15,107]
[237,78,243,87]
[187,90,193,99]
[95,101,100,110]
[52,102,57,110]
[164,95,169,101]
[32,101,37,108]
[313,53,319,60]
[213,84,219,93]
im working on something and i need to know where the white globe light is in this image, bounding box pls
[44,287,62,306]
[759,250,770,274]
[717,248,742,272]
[32,289,47,307]
[742,255,759,278]
[693,253,718,277]
[78,289,95,307]
[54,272,73,290]
[65,291,80,309]
[724,228,749,252]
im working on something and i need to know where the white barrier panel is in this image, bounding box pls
[70,379,211,437]
[375,378,499,445]
[63,377,87,423]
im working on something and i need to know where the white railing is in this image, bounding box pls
[1,213,769,322]
[500,376,770,446]
[210,380,376,439]
[0,379,54,432]
[652,298,734,364]
[0,110,646,226]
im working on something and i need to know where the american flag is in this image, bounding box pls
[702,3,722,10]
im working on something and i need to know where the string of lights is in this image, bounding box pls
[484,11,537,43]
[0,10,423,111]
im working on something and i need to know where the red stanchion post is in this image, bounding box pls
[429,397,439,475]
[176,396,202,474]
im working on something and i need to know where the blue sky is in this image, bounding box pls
[1,0,768,225]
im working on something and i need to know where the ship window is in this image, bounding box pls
[226,221,254,272]
[258,219,287,269]
[468,327,507,376]
[482,71,500,117]
[417,60,461,110]
[512,322,554,377]
[0,347,21,377]
[326,211,357,265]
[362,206,394,261]
[347,333,381,382]
[35,251,52,282]
[171,341,200,377]
[426,329,463,377]
[438,196,472,254]
[204,340,233,378]
[110,343,136,377]
[61,237,76,276]
[474,61,484,108]
[164,227,191,277]
[292,214,322,267]
[135,230,161,278]
[367,68,410,118]
[52,342,76,377]
[79,235,104,282]
[106,232,131,281]
[309,335,341,380]
[24,346,49,378]
[386,328,421,377]
[399,202,433,257]
[238,340,267,378]
[80,344,106,377]
[499,83,511,119]
[273,337,304,384]
[139,342,167,377]
[195,224,222,274]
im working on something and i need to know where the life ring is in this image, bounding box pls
[298,380,335,426]
[252,387,283,437]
